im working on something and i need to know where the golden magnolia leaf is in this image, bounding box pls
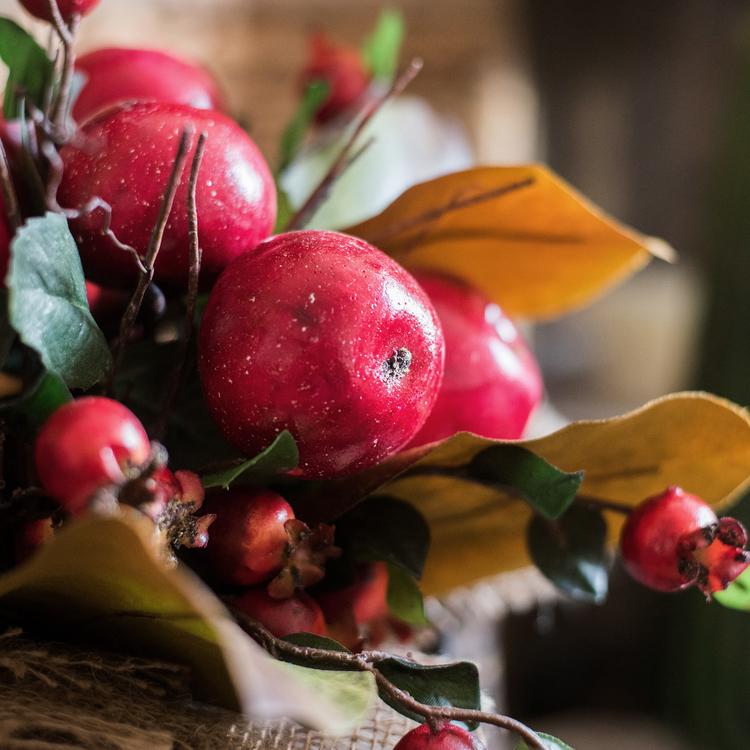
[349,392,750,595]
[348,165,672,320]
[0,511,375,732]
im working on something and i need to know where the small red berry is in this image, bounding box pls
[620,486,750,596]
[198,230,445,478]
[35,397,151,516]
[202,489,293,586]
[73,48,224,124]
[394,723,485,750]
[59,102,276,290]
[233,589,327,638]
[19,0,100,22]
[300,34,369,123]
[409,272,543,446]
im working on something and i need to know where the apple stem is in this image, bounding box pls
[45,2,80,136]
[107,129,193,395]
[154,131,208,439]
[285,58,423,232]
[232,609,547,750]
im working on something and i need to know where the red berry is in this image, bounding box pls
[233,589,327,638]
[408,272,543,446]
[58,102,276,289]
[20,0,99,21]
[394,723,485,750]
[301,34,369,123]
[202,489,293,585]
[35,397,151,515]
[198,230,445,478]
[73,48,224,124]
[620,486,750,596]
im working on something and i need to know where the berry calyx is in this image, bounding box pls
[394,723,485,750]
[300,34,369,123]
[198,230,445,478]
[408,272,543,446]
[202,489,294,586]
[59,102,276,289]
[35,397,151,516]
[19,0,100,22]
[620,486,750,597]
[233,589,327,638]
[73,48,225,124]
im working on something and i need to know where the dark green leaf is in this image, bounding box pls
[715,566,750,610]
[335,496,430,579]
[378,657,480,728]
[515,732,574,750]
[527,505,609,604]
[0,368,71,432]
[386,563,427,625]
[467,445,584,520]
[0,290,15,368]
[361,9,404,81]
[278,80,330,173]
[283,632,351,666]
[274,185,294,234]
[7,214,111,388]
[201,430,299,489]
[0,18,54,118]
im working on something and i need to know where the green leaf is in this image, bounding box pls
[201,430,299,489]
[378,657,481,728]
[386,563,427,625]
[284,632,350,657]
[7,214,111,389]
[278,80,330,173]
[515,732,575,750]
[274,185,295,233]
[527,505,609,604]
[15,370,72,428]
[467,445,584,520]
[0,18,54,119]
[361,9,404,82]
[715,566,750,610]
[335,496,430,579]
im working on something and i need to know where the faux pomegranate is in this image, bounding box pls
[620,486,750,596]
[409,272,542,446]
[58,102,276,289]
[198,230,444,478]
[202,489,293,586]
[35,397,151,515]
[394,723,485,750]
[233,589,327,638]
[20,0,99,21]
[73,48,224,123]
[301,33,369,123]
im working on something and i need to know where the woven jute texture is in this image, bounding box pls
[0,569,556,750]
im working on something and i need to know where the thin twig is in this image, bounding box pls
[0,140,21,233]
[46,1,80,134]
[107,129,192,394]
[286,58,423,231]
[575,495,633,515]
[153,131,207,439]
[363,177,536,248]
[233,611,546,750]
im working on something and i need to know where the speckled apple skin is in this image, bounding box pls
[408,272,543,446]
[198,230,445,479]
[58,102,276,289]
[73,48,225,124]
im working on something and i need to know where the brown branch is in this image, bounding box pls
[286,58,423,231]
[233,610,546,750]
[575,495,632,515]
[153,131,207,440]
[0,140,21,233]
[46,2,80,134]
[107,129,192,394]
[363,177,536,249]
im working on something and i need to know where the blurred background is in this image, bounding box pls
[5,0,750,747]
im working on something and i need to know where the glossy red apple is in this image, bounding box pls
[58,102,276,289]
[198,230,444,478]
[74,48,224,123]
[20,0,99,22]
[408,272,542,446]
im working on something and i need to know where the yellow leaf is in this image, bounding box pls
[342,392,750,595]
[0,511,375,732]
[348,165,672,320]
